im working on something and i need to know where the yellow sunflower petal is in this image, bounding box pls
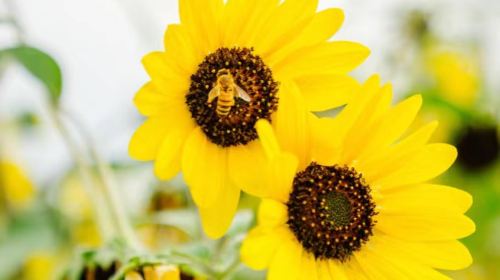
[317,260,332,280]
[266,153,299,202]
[330,75,382,154]
[234,121,299,201]
[273,82,311,169]
[237,0,281,48]
[198,182,240,239]
[373,143,457,190]
[309,114,342,166]
[268,229,302,280]
[134,82,186,117]
[256,119,281,159]
[274,41,369,79]
[376,212,475,241]
[154,128,193,180]
[142,52,187,84]
[142,52,169,78]
[266,8,344,65]
[295,74,359,111]
[354,250,405,280]
[376,235,473,270]
[408,240,473,270]
[357,121,438,182]
[222,0,279,48]
[327,261,348,280]
[342,259,369,280]
[340,83,393,163]
[367,235,453,280]
[309,76,384,166]
[227,141,269,197]
[353,94,422,161]
[179,0,222,56]
[163,24,199,75]
[240,226,287,270]
[129,117,170,161]
[255,0,318,57]
[299,253,318,280]
[300,7,344,40]
[258,199,288,228]
[181,128,228,208]
[379,184,473,215]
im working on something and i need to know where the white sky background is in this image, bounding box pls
[0,0,499,184]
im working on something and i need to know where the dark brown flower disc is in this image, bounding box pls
[456,125,499,171]
[186,47,279,147]
[287,163,377,261]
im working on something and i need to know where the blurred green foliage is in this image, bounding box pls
[0,46,62,105]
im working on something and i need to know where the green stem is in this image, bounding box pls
[169,251,218,277]
[61,110,143,251]
[218,258,241,280]
[3,0,25,43]
[48,106,115,243]
[93,149,143,251]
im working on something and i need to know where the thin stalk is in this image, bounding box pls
[218,258,241,280]
[48,106,115,242]
[92,148,143,251]
[3,0,25,42]
[61,110,143,251]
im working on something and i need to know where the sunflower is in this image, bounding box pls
[0,160,34,211]
[129,0,369,238]
[22,252,57,280]
[239,76,475,279]
[425,48,479,108]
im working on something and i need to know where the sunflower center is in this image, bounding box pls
[456,125,499,170]
[287,163,377,261]
[186,47,279,147]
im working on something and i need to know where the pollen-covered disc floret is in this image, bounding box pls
[287,163,377,261]
[186,47,279,147]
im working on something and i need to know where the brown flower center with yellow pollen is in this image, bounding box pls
[287,163,377,261]
[186,47,279,147]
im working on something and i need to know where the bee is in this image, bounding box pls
[207,69,251,117]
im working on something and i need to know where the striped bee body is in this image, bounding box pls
[216,92,235,116]
[207,69,251,118]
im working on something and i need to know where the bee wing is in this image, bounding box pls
[207,86,221,103]
[235,85,251,102]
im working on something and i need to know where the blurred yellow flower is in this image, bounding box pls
[125,265,180,280]
[239,76,474,279]
[0,161,34,211]
[22,251,60,280]
[129,0,369,238]
[59,173,101,247]
[426,49,479,107]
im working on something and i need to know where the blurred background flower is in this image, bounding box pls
[1,0,499,279]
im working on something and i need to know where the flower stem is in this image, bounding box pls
[48,106,115,242]
[60,110,143,251]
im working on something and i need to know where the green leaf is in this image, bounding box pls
[0,45,62,104]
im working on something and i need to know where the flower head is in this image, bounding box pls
[129,0,369,238]
[240,76,475,279]
[0,160,34,211]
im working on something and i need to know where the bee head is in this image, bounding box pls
[216,68,231,77]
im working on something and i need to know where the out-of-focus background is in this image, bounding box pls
[0,0,498,279]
